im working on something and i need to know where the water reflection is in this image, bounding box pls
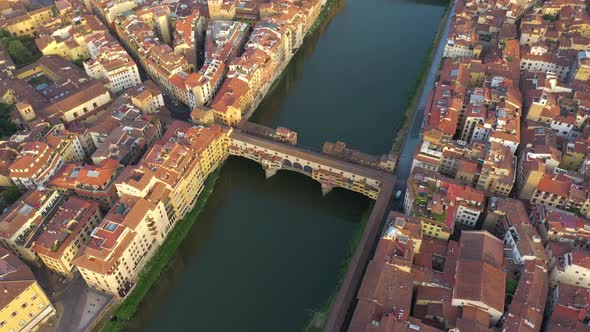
[129,0,446,329]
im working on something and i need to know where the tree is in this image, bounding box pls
[542,14,558,22]
[1,186,22,205]
[0,103,16,138]
[73,56,86,68]
[0,29,41,66]
[6,40,34,64]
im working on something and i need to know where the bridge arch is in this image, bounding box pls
[227,133,387,200]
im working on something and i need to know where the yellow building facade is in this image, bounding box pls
[73,195,170,297]
[116,123,228,224]
[0,248,55,332]
[32,197,102,277]
[1,6,53,37]
[37,37,88,61]
[207,0,236,20]
[574,57,590,81]
[419,218,452,241]
[213,105,242,126]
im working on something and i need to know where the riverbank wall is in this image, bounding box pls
[390,1,452,154]
[304,201,373,331]
[94,168,223,332]
[324,175,395,331]
[322,2,454,331]
[242,0,339,120]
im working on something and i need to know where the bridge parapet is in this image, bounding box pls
[227,129,389,200]
[224,123,397,331]
[228,124,396,331]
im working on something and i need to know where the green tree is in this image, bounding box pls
[1,186,22,205]
[6,39,33,64]
[0,29,41,66]
[73,56,85,68]
[0,103,16,138]
[542,14,558,22]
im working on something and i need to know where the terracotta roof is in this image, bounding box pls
[459,231,504,266]
[502,261,548,332]
[32,197,100,259]
[350,262,414,331]
[0,247,37,309]
[49,159,120,190]
[572,250,590,269]
[536,173,572,198]
[455,306,493,332]
[547,283,590,332]
[42,81,109,119]
[454,231,506,314]
[72,194,155,274]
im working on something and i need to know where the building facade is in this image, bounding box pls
[0,248,55,331]
[32,197,102,277]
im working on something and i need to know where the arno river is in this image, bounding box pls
[129,0,446,330]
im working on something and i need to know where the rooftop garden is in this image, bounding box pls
[26,73,51,87]
[559,155,583,172]
[414,195,430,206]
[431,211,447,224]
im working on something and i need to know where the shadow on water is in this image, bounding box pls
[249,0,346,126]
[249,0,447,155]
[127,0,446,328]
[126,157,370,332]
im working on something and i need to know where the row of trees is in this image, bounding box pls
[0,28,35,206]
[0,102,21,209]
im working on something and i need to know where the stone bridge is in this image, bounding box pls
[227,128,394,199]
[226,126,396,330]
[227,127,396,330]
